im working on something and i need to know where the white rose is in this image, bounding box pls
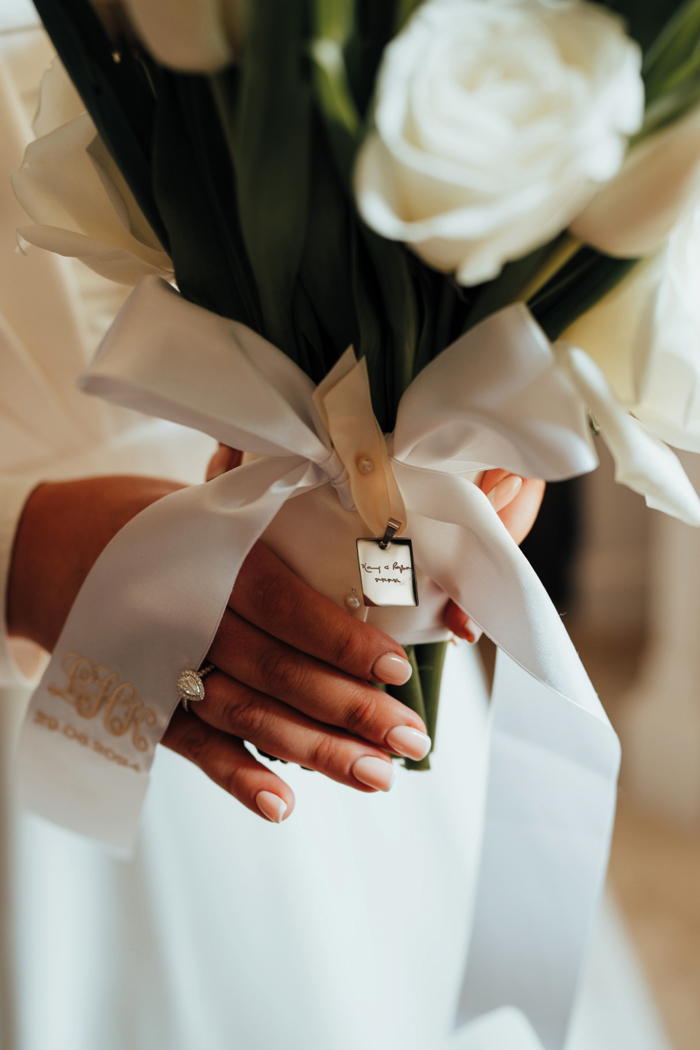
[12,58,172,286]
[354,0,643,286]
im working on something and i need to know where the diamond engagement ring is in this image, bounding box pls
[177,664,215,712]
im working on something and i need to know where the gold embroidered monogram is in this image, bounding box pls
[48,653,158,753]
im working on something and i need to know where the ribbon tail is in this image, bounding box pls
[18,455,320,855]
[394,463,620,1050]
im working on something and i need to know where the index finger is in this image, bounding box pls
[230,542,413,688]
[496,478,545,545]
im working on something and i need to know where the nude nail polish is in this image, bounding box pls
[256,791,288,823]
[352,756,397,792]
[487,474,522,513]
[386,726,431,761]
[460,617,483,644]
[373,652,413,685]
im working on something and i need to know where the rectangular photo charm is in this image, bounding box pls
[356,538,419,608]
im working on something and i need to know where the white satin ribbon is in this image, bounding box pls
[18,277,619,1050]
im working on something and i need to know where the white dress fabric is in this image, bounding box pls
[0,16,671,1050]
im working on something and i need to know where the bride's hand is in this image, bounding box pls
[163,539,433,822]
[8,475,428,824]
[445,469,546,641]
[207,447,546,647]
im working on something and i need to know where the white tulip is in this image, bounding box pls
[354,0,643,286]
[119,0,244,72]
[571,103,700,257]
[556,342,700,526]
[12,58,172,286]
[634,209,700,453]
[560,200,700,525]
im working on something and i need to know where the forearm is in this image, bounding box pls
[7,475,184,653]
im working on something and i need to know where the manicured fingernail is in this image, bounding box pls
[487,475,522,513]
[453,617,483,644]
[465,618,483,643]
[256,791,288,823]
[352,756,396,792]
[373,652,412,685]
[386,726,431,761]
[206,447,230,482]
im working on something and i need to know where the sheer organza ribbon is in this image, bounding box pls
[18,277,619,1050]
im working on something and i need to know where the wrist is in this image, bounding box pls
[7,476,183,652]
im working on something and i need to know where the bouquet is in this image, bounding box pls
[17,0,700,767]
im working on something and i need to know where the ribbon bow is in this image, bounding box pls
[19,277,620,1050]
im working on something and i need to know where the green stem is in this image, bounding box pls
[415,641,448,748]
[386,647,430,770]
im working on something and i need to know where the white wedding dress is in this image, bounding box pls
[0,14,672,1050]
[13,652,670,1050]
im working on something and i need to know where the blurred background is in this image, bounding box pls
[501,449,700,1050]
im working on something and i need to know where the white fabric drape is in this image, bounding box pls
[18,277,621,1048]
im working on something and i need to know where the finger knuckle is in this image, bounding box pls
[309,733,342,774]
[218,685,266,739]
[343,688,380,736]
[258,646,308,700]
[329,625,367,673]
[224,761,251,801]
[252,569,301,628]
[179,723,215,767]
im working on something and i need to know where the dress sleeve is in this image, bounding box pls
[0,474,44,686]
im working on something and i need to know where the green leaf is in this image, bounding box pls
[297,129,360,371]
[415,641,447,749]
[413,268,439,378]
[234,0,312,362]
[462,243,559,334]
[311,0,362,140]
[630,0,700,136]
[344,0,402,118]
[643,0,700,97]
[386,646,431,771]
[394,0,424,33]
[595,0,689,53]
[33,0,168,251]
[291,281,331,383]
[179,74,262,326]
[359,229,419,428]
[349,223,388,428]
[528,248,639,342]
[151,71,257,324]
